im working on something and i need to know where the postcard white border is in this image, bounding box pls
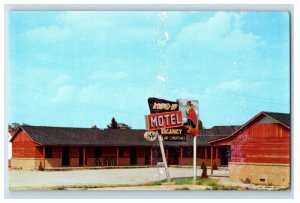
[1,1,298,201]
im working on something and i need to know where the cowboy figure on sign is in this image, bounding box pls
[184,101,198,136]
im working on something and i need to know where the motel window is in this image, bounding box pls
[45,146,52,158]
[94,147,102,158]
[183,148,192,158]
[119,147,124,158]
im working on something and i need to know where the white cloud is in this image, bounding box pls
[178,12,232,41]
[170,12,264,60]
[156,73,168,82]
[22,11,155,53]
[216,79,261,91]
[77,84,107,104]
[51,85,75,103]
[23,25,71,42]
[56,12,154,43]
[89,70,128,80]
[59,12,113,29]
[50,74,72,87]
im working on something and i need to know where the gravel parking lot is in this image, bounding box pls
[9,167,228,188]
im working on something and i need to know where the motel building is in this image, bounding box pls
[9,125,238,170]
[209,112,290,187]
[9,111,290,186]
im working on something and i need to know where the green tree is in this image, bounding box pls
[106,118,132,129]
[107,117,119,129]
[198,120,203,130]
[8,123,29,132]
[118,123,132,129]
[91,125,98,129]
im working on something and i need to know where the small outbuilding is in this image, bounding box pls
[209,112,290,186]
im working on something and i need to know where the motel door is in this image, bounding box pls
[79,147,84,166]
[220,146,231,166]
[144,147,151,165]
[62,146,70,166]
[168,147,179,165]
[130,147,137,165]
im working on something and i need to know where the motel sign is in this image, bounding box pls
[144,97,200,183]
[145,97,188,141]
[146,111,183,131]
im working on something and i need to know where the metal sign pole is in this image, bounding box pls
[193,135,197,184]
[158,134,171,183]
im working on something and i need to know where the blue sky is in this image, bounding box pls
[8,11,290,129]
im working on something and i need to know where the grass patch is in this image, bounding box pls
[172,178,218,187]
[9,186,68,190]
[9,179,168,190]
[175,187,190,190]
[143,180,167,186]
[196,178,218,187]
[171,178,244,190]
[211,185,242,190]
[56,186,65,190]
[273,187,290,191]
[11,178,285,191]
[173,178,194,185]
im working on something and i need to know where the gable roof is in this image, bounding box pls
[262,112,290,128]
[10,125,239,147]
[209,111,291,145]
[8,131,15,137]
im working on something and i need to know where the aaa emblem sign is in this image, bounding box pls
[144,131,158,141]
[145,111,183,131]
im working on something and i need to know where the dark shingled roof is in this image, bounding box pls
[95,129,150,146]
[200,126,240,136]
[11,125,240,147]
[263,112,290,128]
[197,125,240,146]
[18,126,102,145]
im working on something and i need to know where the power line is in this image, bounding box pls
[9,53,289,105]
[9,81,145,117]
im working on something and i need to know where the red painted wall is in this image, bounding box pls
[122,147,130,157]
[102,146,117,157]
[230,122,290,164]
[52,146,62,158]
[11,131,42,158]
[69,146,79,158]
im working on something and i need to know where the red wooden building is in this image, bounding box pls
[9,125,239,170]
[209,112,290,186]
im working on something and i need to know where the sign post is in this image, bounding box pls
[158,134,171,183]
[193,135,197,184]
